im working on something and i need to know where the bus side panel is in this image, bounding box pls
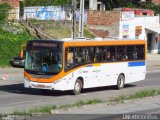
[74,63,127,89]
[103,63,127,86]
[77,62,146,89]
[24,61,146,91]
[53,74,75,91]
[125,61,146,84]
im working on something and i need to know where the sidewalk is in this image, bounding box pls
[0,67,23,85]
[0,54,159,85]
[146,53,160,71]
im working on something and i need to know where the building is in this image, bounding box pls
[120,8,160,53]
[87,8,160,53]
[136,0,160,4]
[89,0,160,11]
[152,0,160,4]
[0,0,20,20]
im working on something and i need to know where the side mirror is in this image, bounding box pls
[20,50,24,59]
[67,52,71,61]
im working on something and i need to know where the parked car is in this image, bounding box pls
[10,55,25,67]
[10,44,26,68]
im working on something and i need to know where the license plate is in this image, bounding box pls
[36,84,45,88]
[14,61,19,64]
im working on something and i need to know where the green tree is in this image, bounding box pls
[0,3,11,22]
[24,0,72,6]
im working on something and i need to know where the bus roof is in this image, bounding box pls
[30,37,145,43]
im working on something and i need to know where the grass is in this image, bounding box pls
[30,20,96,39]
[13,99,102,115]
[13,105,57,115]
[109,89,160,103]
[12,89,160,115]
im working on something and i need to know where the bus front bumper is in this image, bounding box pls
[24,77,71,91]
[24,78,54,90]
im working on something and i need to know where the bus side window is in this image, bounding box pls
[90,47,96,62]
[136,45,145,60]
[109,46,117,62]
[117,46,128,61]
[65,47,74,70]
[96,46,106,62]
[128,45,135,60]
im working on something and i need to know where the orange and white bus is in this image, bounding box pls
[24,38,146,95]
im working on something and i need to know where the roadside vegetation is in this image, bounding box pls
[29,20,96,39]
[13,89,160,115]
[0,23,35,67]
[0,20,95,67]
[0,3,11,22]
[0,3,35,67]
[13,99,102,115]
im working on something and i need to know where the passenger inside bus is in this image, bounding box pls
[106,51,111,61]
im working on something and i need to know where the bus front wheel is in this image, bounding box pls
[116,74,125,90]
[73,79,82,95]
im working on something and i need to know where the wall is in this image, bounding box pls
[120,15,160,39]
[87,10,120,26]
[152,0,160,4]
[24,6,65,20]
[23,6,88,21]
[0,0,19,20]
[0,0,19,7]
[87,10,121,37]
[8,8,19,20]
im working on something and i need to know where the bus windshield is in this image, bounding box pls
[25,41,62,75]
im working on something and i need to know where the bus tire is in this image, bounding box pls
[116,74,125,90]
[73,79,82,95]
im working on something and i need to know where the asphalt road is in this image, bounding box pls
[30,114,160,120]
[0,71,160,114]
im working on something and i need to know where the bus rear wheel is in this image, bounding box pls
[116,74,125,89]
[73,79,82,95]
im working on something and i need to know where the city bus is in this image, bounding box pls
[24,38,146,95]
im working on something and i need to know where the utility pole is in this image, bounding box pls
[78,0,85,38]
[71,0,77,39]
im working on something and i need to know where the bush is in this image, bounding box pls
[0,29,34,67]
[0,3,11,22]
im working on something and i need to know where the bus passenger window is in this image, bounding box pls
[65,47,74,70]
[109,46,116,62]
[136,45,145,60]
[111,55,116,61]
[106,51,111,61]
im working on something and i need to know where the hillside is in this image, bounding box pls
[27,20,96,39]
[0,21,96,67]
[0,22,35,67]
